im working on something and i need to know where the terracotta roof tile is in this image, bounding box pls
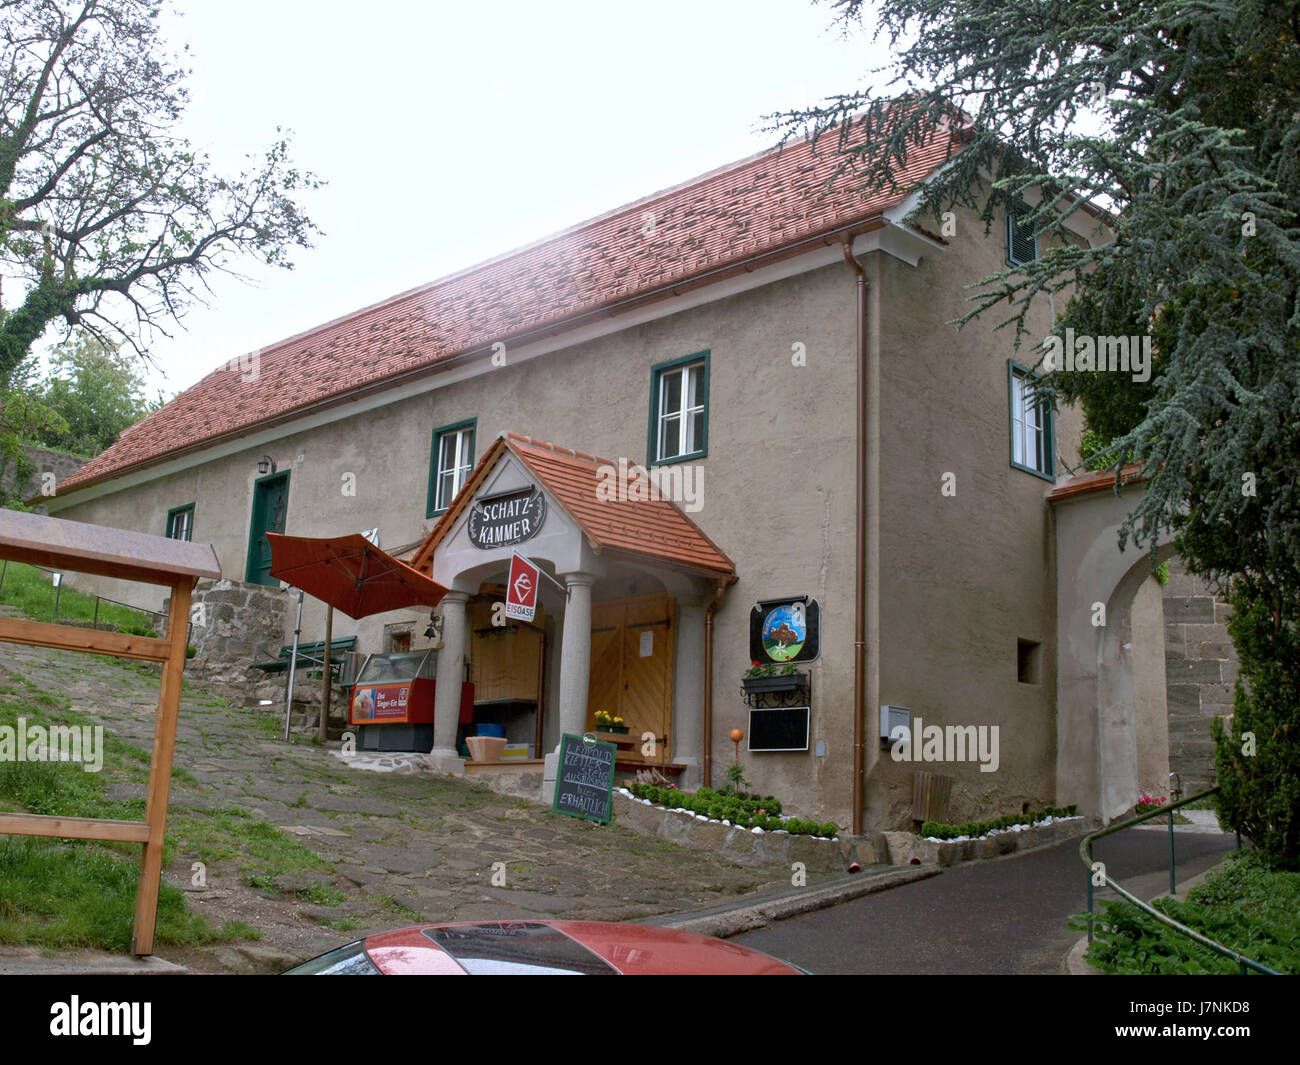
[57,116,961,497]
[411,431,735,579]
[1047,464,1145,502]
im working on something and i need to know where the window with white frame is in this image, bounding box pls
[165,504,194,541]
[428,421,475,516]
[650,354,708,464]
[1009,364,1053,479]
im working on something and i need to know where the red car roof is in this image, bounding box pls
[361,921,800,975]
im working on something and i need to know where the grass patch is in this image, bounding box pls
[326,915,361,933]
[373,894,423,923]
[0,684,322,950]
[1078,851,1300,974]
[298,883,346,907]
[0,837,246,951]
[169,807,329,877]
[0,561,158,630]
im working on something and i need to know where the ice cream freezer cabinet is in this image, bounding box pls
[349,649,437,751]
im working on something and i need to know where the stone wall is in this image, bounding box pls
[186,579,291,707]
[2,445,85,505]
[613,790,861,870]
[1163,559,1238,793]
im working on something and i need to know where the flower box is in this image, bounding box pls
[741,673,807,695]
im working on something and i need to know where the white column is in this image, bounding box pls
[429,590,468,774]
[543,572,596,787]
[672,596,706,788]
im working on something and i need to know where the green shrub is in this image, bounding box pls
[629,783,833,836]
[921,805,1079,840]
[1212,588,1300,870]
[1076,852,1300,974]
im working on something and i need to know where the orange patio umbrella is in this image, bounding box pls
[266,532,449,619]
[266,532,450,740]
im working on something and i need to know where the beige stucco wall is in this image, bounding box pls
[1130,575,1170,798]
[48,200,1087,831]
[867,212,1084,827]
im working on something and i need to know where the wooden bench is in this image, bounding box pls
[251,636,358,677]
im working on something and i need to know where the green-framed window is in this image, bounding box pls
[165,503,195,542]
[428,418,476,517]
[1006,201,1038,268]
[647,351,709,466]
[1009,361,1054,481]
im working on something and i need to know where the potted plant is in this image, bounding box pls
[741,660,808,696]
[594,710,629,734]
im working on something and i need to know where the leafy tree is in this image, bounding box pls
[776,1,1299,864]
[29,331,157,455]
[0,379,66,506]
[0,0,321,374]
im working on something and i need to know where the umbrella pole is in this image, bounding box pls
[284,590,304,740]
[319,606,333,744]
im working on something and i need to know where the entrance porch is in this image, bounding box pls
[408,431,735,793]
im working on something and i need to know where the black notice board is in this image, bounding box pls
[748,707,811,752]
[552,733,617,823]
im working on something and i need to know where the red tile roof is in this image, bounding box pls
[56,117,962,498]
[1047,464,1146,502]
[411,432,736,579]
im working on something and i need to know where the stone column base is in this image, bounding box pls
[672,756,701,791]
[425,747,467,777]
[542,746,561,791]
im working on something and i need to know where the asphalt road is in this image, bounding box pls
[732,829,1238,975]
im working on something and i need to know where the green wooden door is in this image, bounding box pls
[246,472,290,586]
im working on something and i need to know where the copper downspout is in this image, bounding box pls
[843,238,869,837]
[702,577,728,788]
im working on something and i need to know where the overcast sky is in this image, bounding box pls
[85,0,895,397]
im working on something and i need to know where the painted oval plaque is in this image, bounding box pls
[467,487,547,549]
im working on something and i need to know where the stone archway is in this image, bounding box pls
[1051,474,1175,822]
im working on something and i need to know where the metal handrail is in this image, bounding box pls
[1080,785,1278,975]
[0,558,167,632]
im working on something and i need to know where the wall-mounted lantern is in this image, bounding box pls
[257,455,277,476]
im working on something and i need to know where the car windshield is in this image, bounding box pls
[422,923,617,975]
[283,941,381,975]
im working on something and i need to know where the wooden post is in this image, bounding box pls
[131,579,193,955]
[319,605,333,743]
[0,510,221,959]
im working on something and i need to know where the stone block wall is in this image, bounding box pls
[1162,559,1238,793]
[181,578,353,732]
[184,579,291,707]
[2,445,85,507]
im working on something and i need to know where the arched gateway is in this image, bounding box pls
[1049,469,1176,823]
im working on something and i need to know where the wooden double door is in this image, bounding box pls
[587,594,675,762]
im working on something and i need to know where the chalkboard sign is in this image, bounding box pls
[748,707,810,752]
[551,732,617,824]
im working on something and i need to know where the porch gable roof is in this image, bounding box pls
[410,431,735,580]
